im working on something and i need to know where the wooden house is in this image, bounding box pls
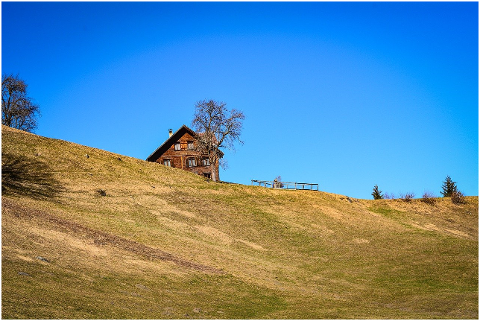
[146,125,219,180]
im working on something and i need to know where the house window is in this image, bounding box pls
[187,141,194,150]
[187,158,197,167]
[163,159,172,167]
[202,158,210,166]
[174,143,181,151]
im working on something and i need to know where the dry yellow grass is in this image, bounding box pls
[2,125,478,319]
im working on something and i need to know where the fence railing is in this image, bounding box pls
[251,180,319,191]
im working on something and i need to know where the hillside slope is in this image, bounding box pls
[2,125,478,319]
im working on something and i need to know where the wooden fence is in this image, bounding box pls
[251,180,319,191]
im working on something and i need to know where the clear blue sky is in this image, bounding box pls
[2,2,478,199]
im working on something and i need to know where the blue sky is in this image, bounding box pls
[2,2,478,199]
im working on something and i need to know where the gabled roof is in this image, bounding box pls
[146,124,197,162]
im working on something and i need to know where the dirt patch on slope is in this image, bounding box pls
[2,197,223,274]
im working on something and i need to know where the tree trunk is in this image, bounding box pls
[210,159,219,182]
[210,163,216,182]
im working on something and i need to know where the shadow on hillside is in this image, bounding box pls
[2,153,64,199]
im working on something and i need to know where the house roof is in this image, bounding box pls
[146,124,197,162]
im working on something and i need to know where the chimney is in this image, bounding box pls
[168,129,173,137]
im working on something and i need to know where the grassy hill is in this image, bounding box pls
[2,125,478,319]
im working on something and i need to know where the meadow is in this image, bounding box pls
[2,125,477,319]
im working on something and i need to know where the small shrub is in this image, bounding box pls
[400,192,415,202]
[421,191,436,205]
[96,189,107,196]
[383,192,395,200]
[451,190,466,205]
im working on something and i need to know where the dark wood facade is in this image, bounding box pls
[146,125,219,180]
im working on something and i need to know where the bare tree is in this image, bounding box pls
[192,99,245,182]
[2,74,40,132]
